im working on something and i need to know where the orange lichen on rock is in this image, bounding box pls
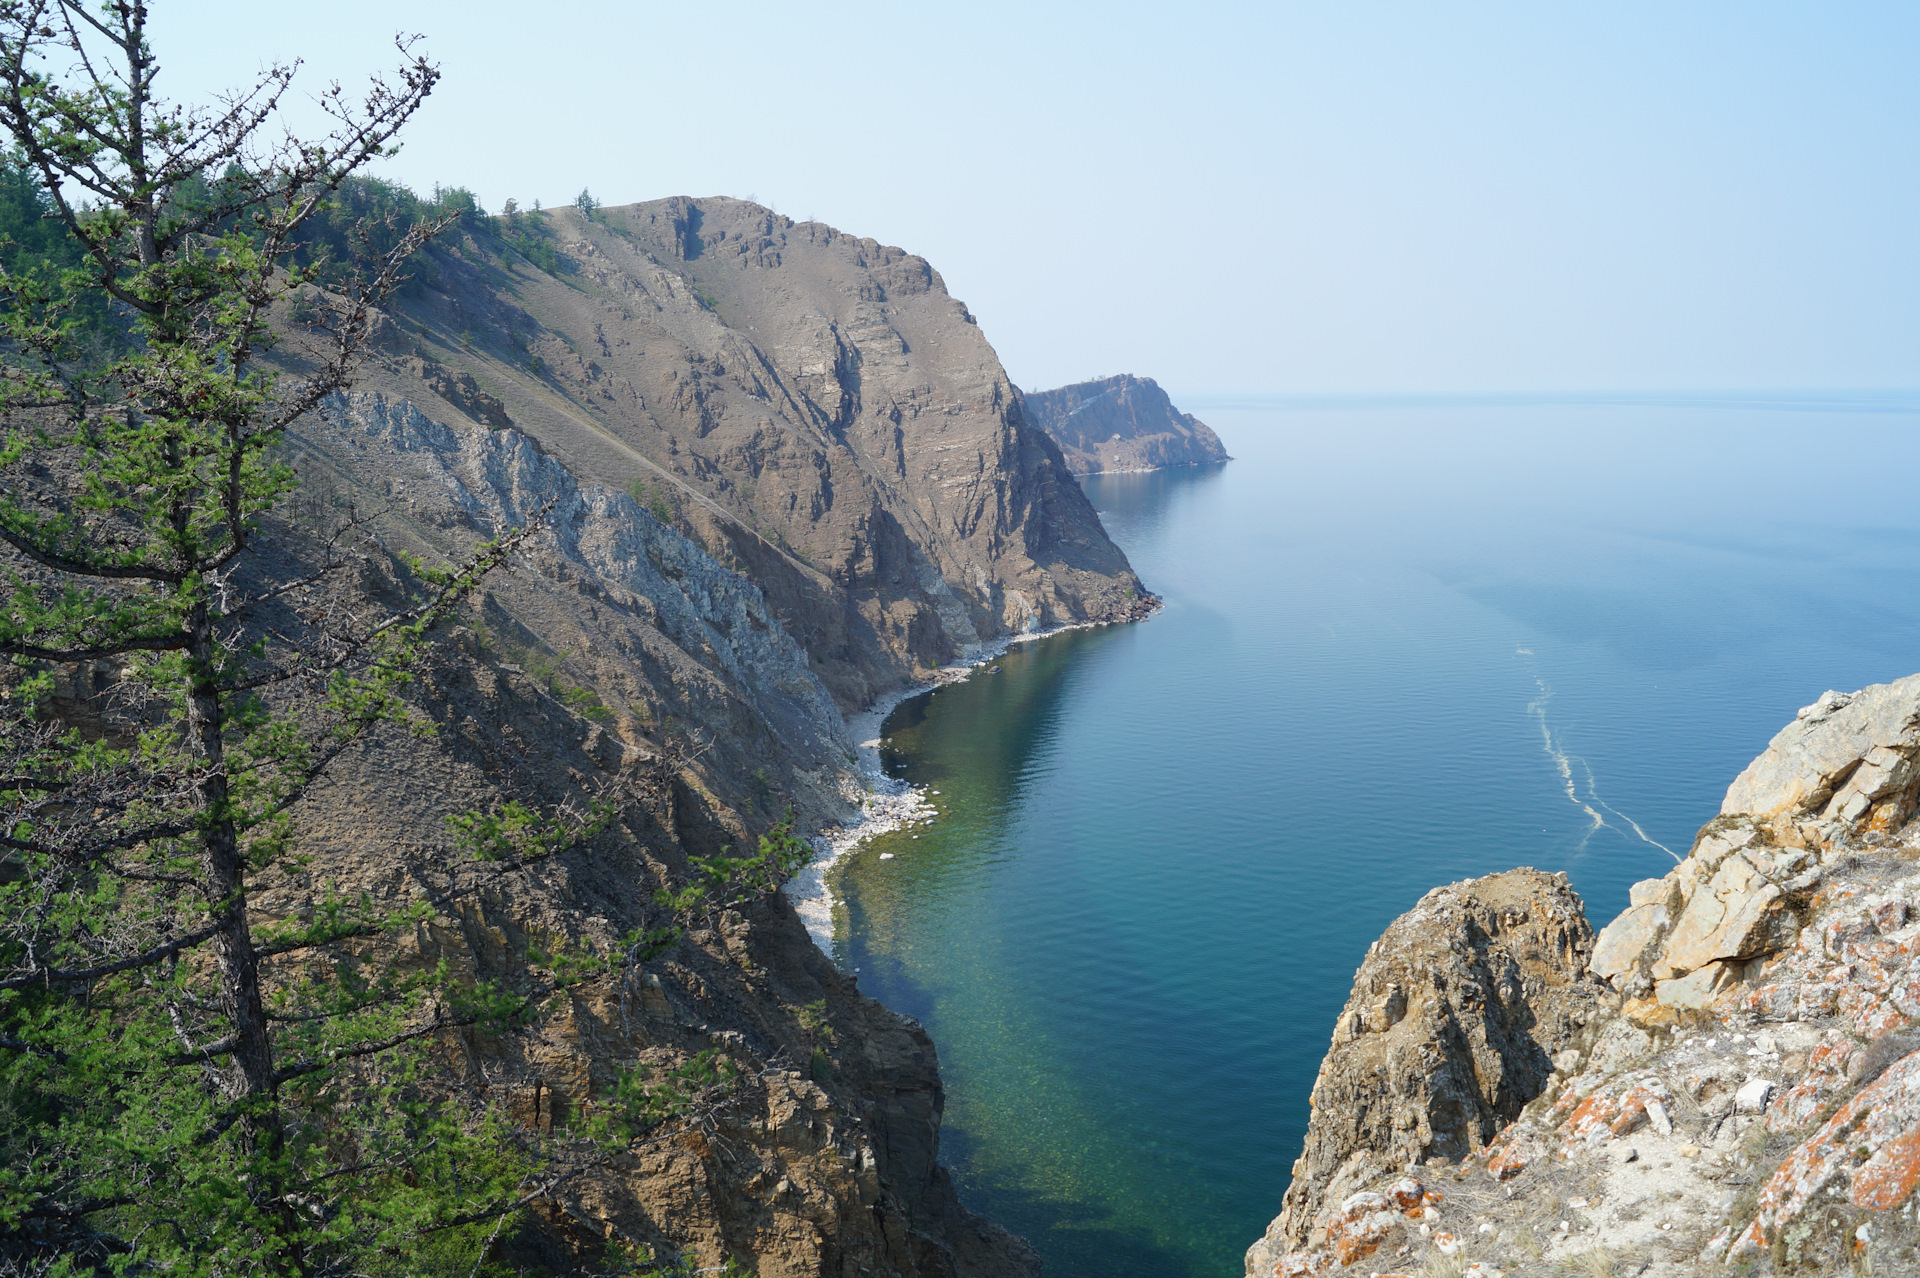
[1730,1047,1920,1260]
[1768,1034,1857,1134]
[1851,1125,1920,1211]
[1272,1250,1330,1278]
[1544,1071,1669,1155]
[1484,1125,1537,1181]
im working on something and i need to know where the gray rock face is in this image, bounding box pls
[1019,374,1229,475]
[299,391,853,819]
[345,198,1151,711]
[1590,670,1920,1007]
[1245,869,1607,1275]
[1250,676,1920,1278]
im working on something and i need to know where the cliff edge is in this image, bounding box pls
[1245,870,1607,1275]
[1252,675,1920,1277]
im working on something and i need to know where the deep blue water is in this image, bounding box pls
[832,399,1920,1277]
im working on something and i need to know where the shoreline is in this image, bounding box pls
[784,610,1152,957]
[1067,456,1232,476]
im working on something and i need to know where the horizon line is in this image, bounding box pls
[1169,388,1920,413]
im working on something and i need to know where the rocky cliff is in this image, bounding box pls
[1019,374,1229,474]
[335,198,1151,711]
[245,201,1159,1273]
[1245,871,1608,1275]
[1251,676,1920,1278]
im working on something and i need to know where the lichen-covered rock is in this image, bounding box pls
[1251,677,1920,1277]
[1592,814,1820,999]
[1244,870,1608,1276]
[1260,1178,1444,1276]
[1730,1047,1920,1259]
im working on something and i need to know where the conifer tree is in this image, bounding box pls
[0,3,561,1271]
[0,6,822,1272]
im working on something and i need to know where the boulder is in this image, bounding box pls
[1653,959,1736,1009]
[1730,1047,1920,1260]
[1721,674,1920,830]
[1656,851,1795,977]
[1591,901,1670,985]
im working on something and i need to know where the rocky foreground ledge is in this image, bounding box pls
[1250,674,1920,1277]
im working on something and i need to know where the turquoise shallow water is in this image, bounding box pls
[832,399,1920,1277]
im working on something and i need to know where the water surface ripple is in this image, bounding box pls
[833,400,1920,1276]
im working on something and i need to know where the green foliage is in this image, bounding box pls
[654,816,816,924]
[628,476,677,525]
[467,620,617,724]
[590,1245,756,1278]
[574,187,600,218]
[558,681,617,722]
[0,147,113,341]
[497,207,563,275]
[0,7,619,1272]
[283,174,471,296]
[449,797,616,865]
[0,10,806,1273]
[588,1049,740,1146]
[796,999,835,1045]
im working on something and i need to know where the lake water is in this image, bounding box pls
[831,397,1920,1277]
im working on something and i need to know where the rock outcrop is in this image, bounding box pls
[1250,675,1920,1278]
[1245,870,1608,1275]
[1019,374,1229,475]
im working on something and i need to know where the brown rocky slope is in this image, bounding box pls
[262,391,1041,1275]
[1249,676,1920,1277]
[329,197,1151,711]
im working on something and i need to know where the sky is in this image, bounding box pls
[142,2,1920,397]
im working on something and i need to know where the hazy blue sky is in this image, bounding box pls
[148,2,1920,396]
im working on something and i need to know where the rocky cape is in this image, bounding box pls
[1251,676,1920,1278]
[255,199,1159,1274]
[1019,374,1229,475]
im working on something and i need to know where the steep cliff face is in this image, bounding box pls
[1019,374,1229,474]
[1252,677,1920,1278]
[332,198,1149,711]
[297,390,851,817]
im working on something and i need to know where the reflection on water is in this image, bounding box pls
[1085,462,1230,552]
[835,401,1920,1278]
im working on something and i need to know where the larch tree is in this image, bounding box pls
[0,4,818,1273]
[0,2,567,1272]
